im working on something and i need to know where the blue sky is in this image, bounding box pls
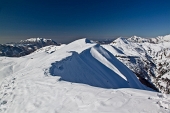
[0,0,170,43]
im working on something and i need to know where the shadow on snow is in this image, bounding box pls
[49,45,146,90]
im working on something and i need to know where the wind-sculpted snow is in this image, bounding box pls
[50,45,146,89]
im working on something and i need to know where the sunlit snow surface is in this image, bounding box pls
[0,39,170,113]
[104,36,170,93]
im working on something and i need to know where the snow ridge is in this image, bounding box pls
[49,44,146,89]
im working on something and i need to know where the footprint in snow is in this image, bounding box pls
[0,77,16,112]
[156,93,170,110]
[157,100,170,109]
[1,100,7,105]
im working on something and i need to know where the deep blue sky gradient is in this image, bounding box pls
[0,0,170,43]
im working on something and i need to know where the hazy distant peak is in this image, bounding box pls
[111,37,130,46]
[131,35,142,39]
[126,34,170,43]
[157,34,170,41]
[20,38,53,43]
[127,36,148,43]
[163,34,170,41]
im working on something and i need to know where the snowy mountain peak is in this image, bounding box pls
[127,36,149,43]
[127,34,170,43]
[20,37,42,42]
[112,37,128,44]
[76,38,94,44]
[68,38,95,47]
[157,34,170,42]
[163,34,170,40]
[20,37,54,43]
[131,35,142,39]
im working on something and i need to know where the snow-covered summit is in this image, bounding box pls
[127,36,149,43]
[20,38,55,43]
[20,37,44,42]
[127,35,170,43]
[68,38,95,46]
[19,37,58,45]
[130,36,142,40]
[157,34,170,42]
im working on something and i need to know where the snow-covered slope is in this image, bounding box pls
[1,38,169,113]
[50,45,144,89]
[107,36,170,93]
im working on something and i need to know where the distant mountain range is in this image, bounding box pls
[0,38,60,57]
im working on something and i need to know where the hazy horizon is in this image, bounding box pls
[1,34,169,44]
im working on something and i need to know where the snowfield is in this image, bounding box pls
[0,38,170,113]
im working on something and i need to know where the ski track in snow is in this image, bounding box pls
[0,38,170,113]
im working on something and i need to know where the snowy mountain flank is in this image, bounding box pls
[108,35,170,94]
[0,37,170,112]
[0,38,60,57]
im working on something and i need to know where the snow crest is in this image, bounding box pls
[49,43,146,89]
